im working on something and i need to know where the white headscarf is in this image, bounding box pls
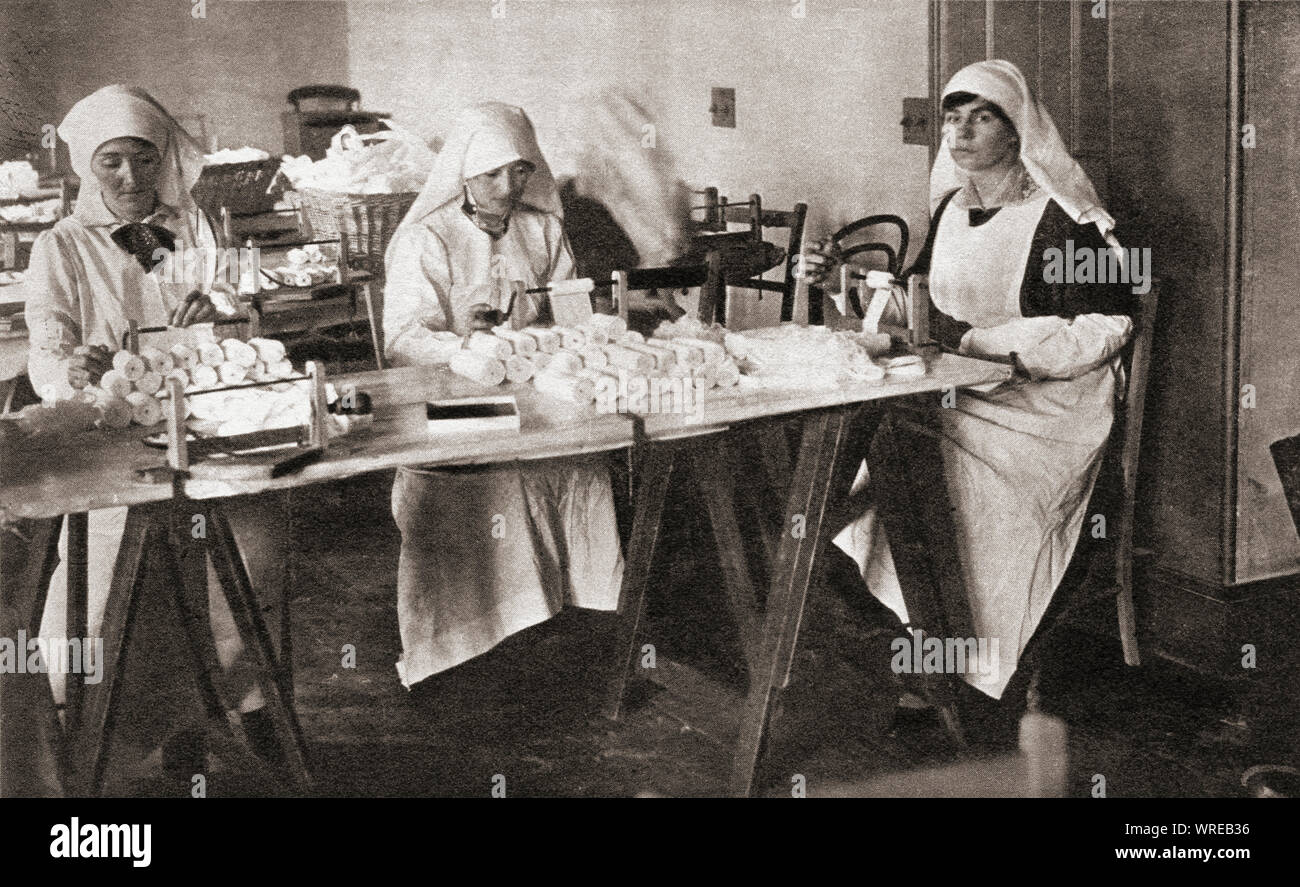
[58,85,206,229]
[931,60,1117,244]
[398,102,562,228]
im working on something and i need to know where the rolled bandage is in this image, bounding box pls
[197,342,226,367]
[715,360,741,388]
[219,362,248,385]
[467,331,512,361]
[163,368,190,392]
[139,346,175,375]
[587,313,628,339]
[576,324,609,347]
[533,369,595,403]
[135,370,164,396]
[883,354,926,378]
[98,369,132,399]
[190,364,219,388]
[577,345,608,369]
[691,363,718,389]
[112,350,146,382]
[551,325,587,350]
[544,351,582,375]
[504,354,535,384]
[675,336,727,366]
[221,338,258,368]
[523,327,561,354]
[169,343,198,370]
[126,390,162,426]
[531,351,554,372]
[546,278,595,297]
[247,337,287,364]
[449,349,506,387]
[723,333,749,360]
[492,327,537,356]
[268,359,295,378]
[652,338,706,368]
[618,341,676,371]
[602,344,654,373]
[619,330,645,345]
[94,396,133,429]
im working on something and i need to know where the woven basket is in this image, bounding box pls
[191,158,284,216]
[296,188,416,268]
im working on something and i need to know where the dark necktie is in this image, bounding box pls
[111,222,177,271]
[968,207,1002,226]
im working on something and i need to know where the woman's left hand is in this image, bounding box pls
[170,290,218,327]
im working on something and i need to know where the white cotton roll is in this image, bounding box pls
[544,351,582,375]
[603,344,654,373]
[715,360,741,388]
[135,370,164,396]
[546,278,595,297]
[269,359,295,378]
[449,349,506,387]
[653,338,706,368]
[533,370,595,403]
[169,343,199,371]
[588,313,628,339]
[191,364,219,389]
[98,369,132,399]
[247,337,287,365]
[492,327,538,356]
[95,396,133,429]
[551,325,587,350]
[883,355,926,378]
[126,390,162,426]
[218,362,247,385]
[248,360,269,381]
[467,331,513,361]
[619,341,676,371]
[198,342,226,367]
[619,330,645,345]
[576,324,609,347]
[724,333,750,360]
[161,369,190,396]
[523,327,562,354]
[112,351,146,382]
[139,346,175,375]
[675,336,727,366]
[691,363,718,389]
[504,354,535,384]
[530,351,554,372]
[577,345,608,369]
[221,338,258,368]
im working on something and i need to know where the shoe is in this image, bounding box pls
[241,708,288,773]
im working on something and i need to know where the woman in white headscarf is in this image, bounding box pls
[813,61,1140,711]
[20,86,288,780]
[383,102,623,689]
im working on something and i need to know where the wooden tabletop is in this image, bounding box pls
[0,356,1011,518]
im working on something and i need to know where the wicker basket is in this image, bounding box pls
[295,188,417,268]
[191,158,284,216]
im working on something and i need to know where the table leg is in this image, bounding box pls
[63,514,88,734]
[203,504,312,791]
[730,406,875,797]
[603,442,675,720]
[359,280,385,370]
[0,517,66,796]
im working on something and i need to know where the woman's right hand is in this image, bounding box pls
[795,236,841,286]
[68,344,113,389]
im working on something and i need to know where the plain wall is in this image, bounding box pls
[343,0,933,326]
[0,0,352,159]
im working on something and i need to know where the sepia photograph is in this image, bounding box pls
[0,0,1295,850]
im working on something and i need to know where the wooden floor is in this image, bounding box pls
[97,471,1297,798]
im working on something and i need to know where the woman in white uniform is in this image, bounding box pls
[813,61,1138,718]
[383,102,623,689]
[21,85,288,782]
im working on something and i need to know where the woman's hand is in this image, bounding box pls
[795,236,841,287]
[68,344,113,389]
[170,290,218,327]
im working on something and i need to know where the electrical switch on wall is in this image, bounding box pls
[711,87,736,128]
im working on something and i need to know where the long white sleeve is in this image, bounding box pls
[23,229,83,401]
[963,313,1133,381]
[383,225,455,368]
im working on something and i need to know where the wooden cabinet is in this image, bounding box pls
[931,0,1300,671]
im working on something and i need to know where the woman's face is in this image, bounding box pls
[92,137,161,219]
[944,99,1019,172]
[465,160,534,217]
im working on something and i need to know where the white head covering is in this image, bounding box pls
[399,102,561,228]
[931,60,1117,243]
[58,85,205,226]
